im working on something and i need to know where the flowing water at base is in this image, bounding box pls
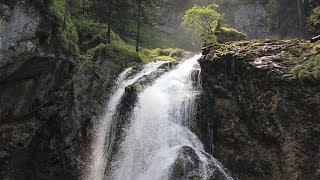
[88,55,233,180]
[87,61,165,180]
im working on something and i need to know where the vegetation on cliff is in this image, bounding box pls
[181,4,246,46]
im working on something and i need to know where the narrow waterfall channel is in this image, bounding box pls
[88,55,233,180]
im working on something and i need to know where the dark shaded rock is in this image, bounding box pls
[169,146,230,180]
[0,1,139,179]
[195,39,320,179]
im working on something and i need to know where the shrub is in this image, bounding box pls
[216,27,247,43]
[309,6,320,34]
[291,65,303,77]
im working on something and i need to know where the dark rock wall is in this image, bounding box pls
[196,40,320,179]
[0,1,137,179]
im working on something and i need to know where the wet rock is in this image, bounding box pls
[196,39,320,179]
[169,146,228,180]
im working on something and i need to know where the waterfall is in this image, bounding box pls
[88,54,233,180]
[87,61,166,180]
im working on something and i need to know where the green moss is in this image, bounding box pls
[298,69,309,80]
[126,66,141,79]
[126,83,140,93]
[49,0,80,56]
[215,98,233,111]
[140,48,189,62]
[216,27,247,43]
[291,65,304,77]
[291,55,320,80]
[314,42,320,51]
[153,56,175,61]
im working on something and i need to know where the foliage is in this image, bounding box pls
[309,6,320,34]
[291,55,320,80]
[49,0,80,55]
[153,56,175,61]
[141,48,190,61]
[122,20,184,49]
[181,4,222,46]
[181,4,246,46]
[314,42,320,51]
[215,27,247,43]
[266,0,305,37]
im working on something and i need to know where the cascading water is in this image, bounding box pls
[88,55,233,180]
[87,61,165,180]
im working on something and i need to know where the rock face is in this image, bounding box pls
[158,0,270,41]
[219,1,270,39]
[0,1,138,179]
[196,40,320,179]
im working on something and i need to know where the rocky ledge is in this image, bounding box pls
[195,39,320,179]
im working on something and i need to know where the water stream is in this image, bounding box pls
[88,55,233,180]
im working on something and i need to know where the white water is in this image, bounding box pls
[109,55,233,180]
[87,61,165,180]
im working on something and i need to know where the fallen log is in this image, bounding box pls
[311,35,320,43]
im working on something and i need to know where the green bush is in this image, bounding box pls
[291,55,320,80]
[291,65,303,77]
[309,6,320,34]
[216,27,247,43]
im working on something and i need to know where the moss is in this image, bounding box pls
[314,42,320,51]
[291,65,304,77]
[125,83,140,93]
[298,69,309,80]
[215,98,233,112]
[291,55,320,80]
[49,0,80,56]
[216,27,247,43]
[126,66,141,79]
[153,56,175,61]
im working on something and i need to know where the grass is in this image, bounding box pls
[49,0,80,55]
[291,54,320,80]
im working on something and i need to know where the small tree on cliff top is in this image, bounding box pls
[181,4,222,46]
[182,4,246,47]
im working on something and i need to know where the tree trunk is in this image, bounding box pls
[296,0,303,36]
[107,23,111,44]
[136,1,141,52]
[63,0,69,30]
[106,2,112,45]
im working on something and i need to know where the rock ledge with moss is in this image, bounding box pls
[195,39,320,179]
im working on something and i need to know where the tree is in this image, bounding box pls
[181,4,222,46]
[309,6,320,34]
[134,0,159,52]
[92,0,132,44]
[136,0,142,52]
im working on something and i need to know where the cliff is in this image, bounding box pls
[196,39,320,179]
[0,1,139,179]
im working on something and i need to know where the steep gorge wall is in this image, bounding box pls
[159,0,318,40]
[195,40,320,179]
[0,1,138,179]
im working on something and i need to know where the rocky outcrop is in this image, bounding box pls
[0,1,139,179]
[196,40,320,179]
